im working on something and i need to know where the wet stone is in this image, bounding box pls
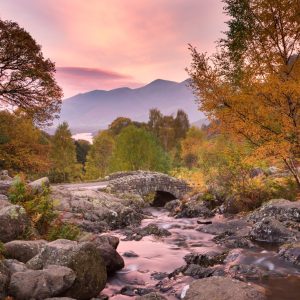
[123,250,139,258]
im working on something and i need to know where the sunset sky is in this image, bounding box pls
[0,0,227,97]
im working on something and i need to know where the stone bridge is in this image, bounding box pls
[105,171,191,206]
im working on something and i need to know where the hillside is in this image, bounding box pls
[56,79,203,133]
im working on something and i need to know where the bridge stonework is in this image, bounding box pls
[105,171,191,199]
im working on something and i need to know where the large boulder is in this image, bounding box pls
[0,205,29,242]
[183,277,266,300]
[29,177,50,194]
[249,217,297,243]
[26,239,107,300]
[9,265,76,300]
[79,234,124,274]
[2,259,28,274]
[248,199,300,223]
[4,240,47,263]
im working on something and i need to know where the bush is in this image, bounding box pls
[47,220,81,241]
[8,176,81,240]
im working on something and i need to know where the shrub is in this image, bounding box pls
[8,176,81,240]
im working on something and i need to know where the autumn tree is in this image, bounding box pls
[0,110,50,174]
[110,125,170,172]
[85,131,115,179]
[181,126,205,169]
[188,0,300,188]
[174,109,190,140]
[0,19,63,125]
[49,122,79,182]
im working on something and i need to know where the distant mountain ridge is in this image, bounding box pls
[56,79,204,133]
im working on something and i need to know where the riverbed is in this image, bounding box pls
[103,208,300,299]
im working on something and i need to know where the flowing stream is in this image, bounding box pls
[103,208,300,300]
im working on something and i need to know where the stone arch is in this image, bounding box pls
[151,191,177,207]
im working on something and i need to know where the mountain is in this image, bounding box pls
[56,79,204,133]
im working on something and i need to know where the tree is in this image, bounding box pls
[187,0,300,188]
[49,122,78,182]
[110,125,170,172]
[85,131,115,179]
[174,109,190,140]
[0,110,50,174]
[108,117,132,136]
[0,19,63,125]
[181,126,205,168]
[148,108,163,137]
[75,139,91,165]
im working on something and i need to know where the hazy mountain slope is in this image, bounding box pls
[57,79,203,133]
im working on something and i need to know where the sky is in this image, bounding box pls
[0,0,228,98]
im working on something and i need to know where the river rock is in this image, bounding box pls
[124,223,171,241]
[249,217,297,243]
[164,199,181,213]
[2,259,28,274]
[0,205,29,242]
[28,177,50,194]
[123,250,139,258]
[51,187,143,232]
[9,265,76,300]
[279,242,300,266]
[0,261,10,299]
[4,240,47,263]
[184,249,227,267]
[198,219,250,236]
[183,276,266,300]
[26,239,107,299]
[136,292,167,300]
[176,200,214,218]
[248,199,300,223]
[79,234,124,274]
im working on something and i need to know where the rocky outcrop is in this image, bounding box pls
[0,261,10,299]
[0,204,29,242]
[51,187,144,232]
[4,240,47,263]
[9,265,76,300]
[26,239,107,299]
[183,277,266,300]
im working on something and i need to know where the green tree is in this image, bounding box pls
[0,19,62,125]
[49,122,78,182]
[148,108,163,137]
[75,139,91,165]
[174,109,190,140]
[110,125,170,172]
[108,117,132,136]
[85,131,115,179]
[0,110,50,174]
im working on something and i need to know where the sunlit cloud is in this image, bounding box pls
[0,0,227,97]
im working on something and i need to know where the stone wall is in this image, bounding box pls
[106,171,191,199]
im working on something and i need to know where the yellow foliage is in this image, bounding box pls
[171,168,205,192]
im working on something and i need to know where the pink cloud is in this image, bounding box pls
[56,67,143,97]
[0,0,228,96]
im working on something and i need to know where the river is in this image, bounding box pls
[102,208,300,299]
